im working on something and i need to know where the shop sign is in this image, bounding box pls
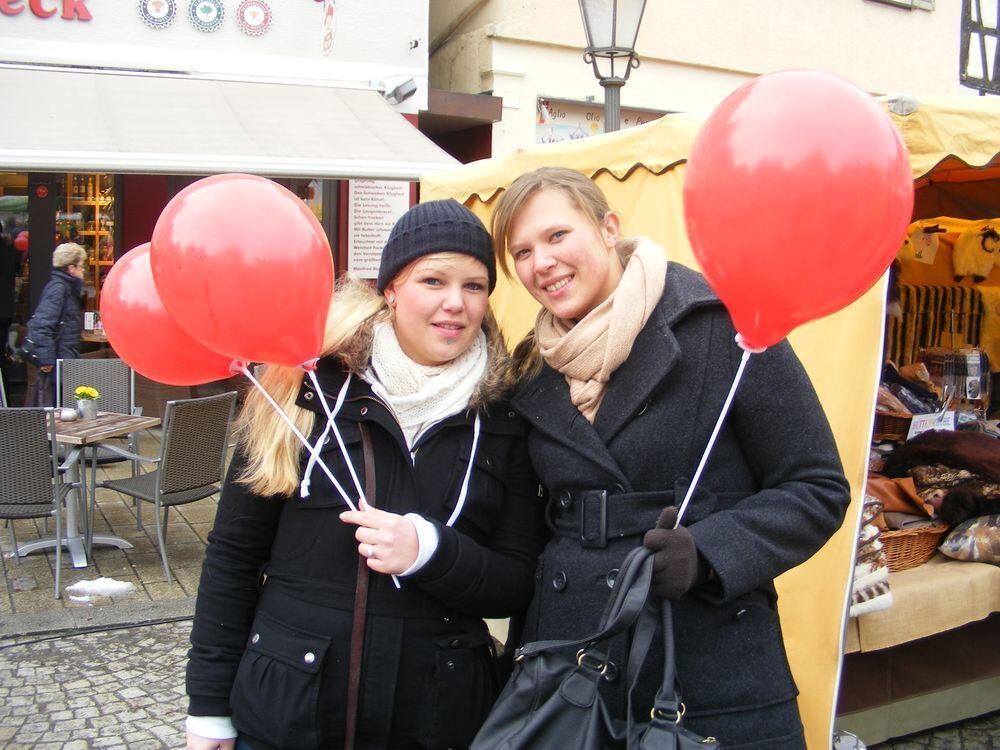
[138,0,177,29]
[322,0,335,56]
[0,0,92,21]
[187,0,224,33]
[347,179,411,279]
[535,98,659,144]
[235,0,269,36]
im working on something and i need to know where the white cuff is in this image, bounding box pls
[186,714,237,740]
[400,513,440,576]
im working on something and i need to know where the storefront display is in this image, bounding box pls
[57,172,115,311]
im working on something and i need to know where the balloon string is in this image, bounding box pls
[305,370,401,589]
[236,363,358,512]
[675,346,754,526]
[300,373,361,505]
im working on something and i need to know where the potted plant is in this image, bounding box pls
[75,385,100,419]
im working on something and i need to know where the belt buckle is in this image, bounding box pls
[579,489,608,549]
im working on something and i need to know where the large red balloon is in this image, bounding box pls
[100,244,235,386]
[683,70,914,349]
[14,231,28,252]
[150,173,334,366]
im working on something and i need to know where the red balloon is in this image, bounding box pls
[100,243,235,386]
[683,70,914,349]
[150,173,334,366]
[14,231,28,251]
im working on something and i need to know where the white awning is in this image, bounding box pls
[0,66,458,180]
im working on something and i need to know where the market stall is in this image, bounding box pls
[421,93,1000,749]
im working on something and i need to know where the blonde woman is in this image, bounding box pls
[491,168,850,749]
[186,200,546,750]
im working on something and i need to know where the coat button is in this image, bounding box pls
[304,392,314,401]
[558,490,573,509]
[552,571,568,591]
[251,633,260,644]
[508,411,516,418]
[304,652,316,665]
[360,406,368,415]
[446,660,456,670]
[606,569,619,588]
[323,435,331,445]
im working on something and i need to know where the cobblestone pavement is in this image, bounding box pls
[869,711,1000,749]
[0,618,191,749]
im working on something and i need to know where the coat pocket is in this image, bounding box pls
[674,592,798,717]
[229,611,339,749]
[442,448,505,536]
[420,632,500,749]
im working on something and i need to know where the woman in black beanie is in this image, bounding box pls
[185,200,546,750]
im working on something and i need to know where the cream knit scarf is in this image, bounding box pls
[535,239,666,423]
[365,321,488,448]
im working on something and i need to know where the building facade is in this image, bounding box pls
[430,0,974,156]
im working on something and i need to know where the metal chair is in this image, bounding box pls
[0,408,79,598]
[96,391,237,584]
[56,357,144,530]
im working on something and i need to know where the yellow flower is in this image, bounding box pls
[74,386,100,401]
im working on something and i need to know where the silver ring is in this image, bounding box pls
[366,544,376,559]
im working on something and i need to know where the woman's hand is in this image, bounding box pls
[340,507,419,575]
[186,731,235,750]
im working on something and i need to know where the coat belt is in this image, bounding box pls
[549,489,674,548]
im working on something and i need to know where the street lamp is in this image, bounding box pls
[577,0,647,132]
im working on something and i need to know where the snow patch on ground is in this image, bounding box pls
[65,578,137,598]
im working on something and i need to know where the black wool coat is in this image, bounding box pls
[27,268,82,366]
[512,263,850,750]
[186,356,547,750]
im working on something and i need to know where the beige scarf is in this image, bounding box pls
[535,239,666,423]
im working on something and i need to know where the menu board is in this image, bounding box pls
[347,179,412,278]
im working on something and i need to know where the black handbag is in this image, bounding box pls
[471,546,719,749]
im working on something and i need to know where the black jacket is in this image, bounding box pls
[27,268,83,366]
[512,263,850,749]
[186,356,546,750]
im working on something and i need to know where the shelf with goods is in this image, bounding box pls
[59,173,116,311]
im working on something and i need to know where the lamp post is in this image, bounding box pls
[577,0,647,132]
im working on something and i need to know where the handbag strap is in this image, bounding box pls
[344,422,376,750]
[516,546,654,661]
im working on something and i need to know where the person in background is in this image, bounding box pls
[185,199,546,750]
[0,221,22,388]
[490,167,850,748]
[25,242,86,406]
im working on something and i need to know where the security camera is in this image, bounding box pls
[386,78,417,105]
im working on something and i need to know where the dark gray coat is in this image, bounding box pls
[26,268,82,366]
[512,263,850,750]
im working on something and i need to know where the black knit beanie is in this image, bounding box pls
[376,199,495,293]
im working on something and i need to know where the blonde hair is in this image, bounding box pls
[52,243,88,269]
[236,274,387,496]
[491,167,628,277]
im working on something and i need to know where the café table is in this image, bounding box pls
[17,411,161,568]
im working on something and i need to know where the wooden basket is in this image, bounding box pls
[881,523,949,572]
[873,411,912,442]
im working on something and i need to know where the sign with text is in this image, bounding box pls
[347,179,411,278]
[535,98,662,144]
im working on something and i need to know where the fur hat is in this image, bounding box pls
[376,199,495,293]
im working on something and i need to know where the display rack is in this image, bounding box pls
[61,173,115,310]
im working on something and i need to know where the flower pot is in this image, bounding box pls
[77,399,99,420]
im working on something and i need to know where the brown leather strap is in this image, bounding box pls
[345,423,376,750]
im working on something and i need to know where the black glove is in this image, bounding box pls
[642,506,708,600]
